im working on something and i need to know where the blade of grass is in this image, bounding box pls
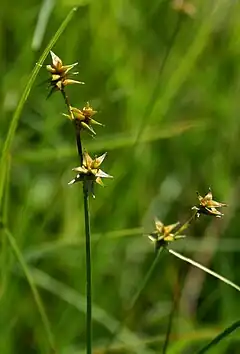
[31,0,56,51]
[23,227,143,262]
[0,6,78,208]
[0,155,11,300]
[23,231,240,264]
[196,320,240,354]
[23,267,154,354]
[60,325,240,354]
[4,228,55,352]
[17,120,204,162]
[169,249,240,292]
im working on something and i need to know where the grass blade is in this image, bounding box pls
[4,228,55,351]
[17,120,202,162]
[0,155,11,300]
[196,320,240,354]
[23,267,154,354]
[169,249,240,292]
[0,6,78,207]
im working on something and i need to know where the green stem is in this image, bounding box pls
[104,247,163,351]
[62,66,91,354]
[169,249,240,292]
[62,88,83,165]
[83,183,92,354]
[196,320,240,354]
[129,247,163,308]
[4,227,55,352]
[175,210,197,236]
[74,125,91,354]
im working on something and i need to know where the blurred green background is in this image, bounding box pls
[1,0,240,353]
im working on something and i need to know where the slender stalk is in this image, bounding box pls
[83,182,92,354]
[62,88,83,164]
[129,247,163,308]
[104,247,164,352]
[76,131,83,165]
[63,88,92,354]
[168,249,240,292]
[175,210,197,236]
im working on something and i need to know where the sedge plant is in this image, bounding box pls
[45,51,112,354]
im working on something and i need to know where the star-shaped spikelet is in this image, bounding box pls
[46,51,84,97]
[63,102,103,135]
[68,152,113,197]
[148,218,185,251]
[192,188,227,218]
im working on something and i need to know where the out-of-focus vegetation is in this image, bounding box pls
[1,0,240,353]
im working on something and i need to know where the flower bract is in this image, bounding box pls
[68,152,113,197]
[148,218,185,251]
[63,102,103,135]
[192,188,227,218]
[46,51,84,96]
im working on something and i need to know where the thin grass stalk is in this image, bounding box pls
[168,249,240,292]
[196,320,240,354]
[4,228,55,352]
[104,247,164,352]
[174,211,197,236]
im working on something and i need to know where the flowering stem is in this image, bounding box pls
[75,130,92,354]
[175,210,197,236]
[62,88,92,353]
[83,182,92,354]
[76,131,83,165]
[61,89,74,120]
[129,246,163,308]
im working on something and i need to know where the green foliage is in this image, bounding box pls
[1,1,240,353]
